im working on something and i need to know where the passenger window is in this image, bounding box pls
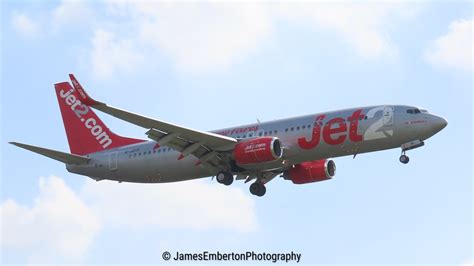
[291,127,294,131]
[296,126,300,130]
[302,125,306,129]
[275,130,278,134]
[285,128,288,132]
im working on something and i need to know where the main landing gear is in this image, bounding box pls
[216,171,233,186]
[249,182,266,197]
[216,170,267,197]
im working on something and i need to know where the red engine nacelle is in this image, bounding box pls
[284,159,336,184]
[233,137,283,165]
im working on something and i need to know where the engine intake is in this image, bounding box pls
[234,137,283,165]
[284,159,336,184]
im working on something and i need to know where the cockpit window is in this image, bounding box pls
[407,108,421,114]
[420,109,428,113]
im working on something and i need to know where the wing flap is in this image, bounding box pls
[9,142,90,165]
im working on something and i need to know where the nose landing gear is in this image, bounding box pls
[399,153,410,164]
[399,140,425,164]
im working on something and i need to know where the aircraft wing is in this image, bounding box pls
[69,74,237,167]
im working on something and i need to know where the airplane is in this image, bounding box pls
[10,74,448,197]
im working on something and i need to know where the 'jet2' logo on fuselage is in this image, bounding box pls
[60,88,112,149]
[298,109,365,150]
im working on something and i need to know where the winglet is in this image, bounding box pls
[69,74,100,106]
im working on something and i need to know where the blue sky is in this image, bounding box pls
[1,1,472,265]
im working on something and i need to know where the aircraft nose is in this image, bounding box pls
[431,115,448,133]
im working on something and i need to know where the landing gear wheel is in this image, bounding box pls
[399,154,410,164]
[249,182,266,197]
[216,171,233,186]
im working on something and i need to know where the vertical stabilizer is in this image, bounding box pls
[55,81,144,155]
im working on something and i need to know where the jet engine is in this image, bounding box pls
[233,137,283,165]
[284,159,336,184]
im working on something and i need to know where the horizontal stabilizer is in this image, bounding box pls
[9,142,90,165]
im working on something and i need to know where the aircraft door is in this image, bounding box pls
[109,152,118,171]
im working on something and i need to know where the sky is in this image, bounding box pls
[0,1,472,265]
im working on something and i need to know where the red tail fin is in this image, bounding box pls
[55,82,144,155]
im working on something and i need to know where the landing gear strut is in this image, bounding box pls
[249,182,266,197]
[216,171,233,186]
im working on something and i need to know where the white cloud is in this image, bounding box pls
[81,179,258,232]
[9,2,417,77]
[89,29,144,79]
[81,2,414,77]
[0,176,100,263]
[1,175,257,262]
[277,3,406,58]
[134,2,273,73]
[425,18,473,72]
[11,12,39,38]
[51,0,94,32]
